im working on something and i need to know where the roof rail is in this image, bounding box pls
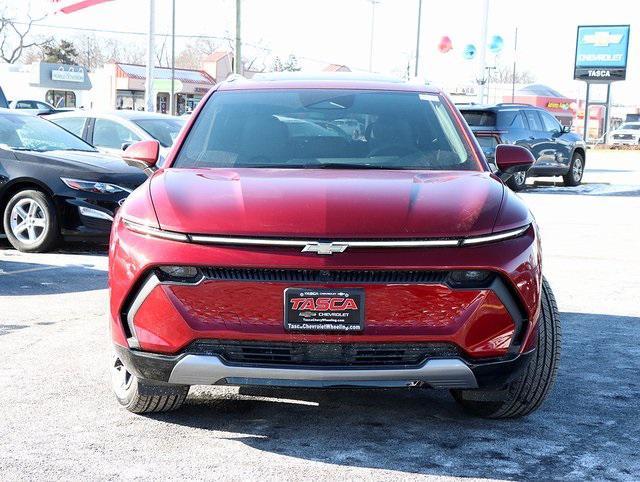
[495,102,534,107]
[224,73,246,83]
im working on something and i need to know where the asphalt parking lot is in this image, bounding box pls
[1,150,639,481]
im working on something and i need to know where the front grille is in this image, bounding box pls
[201,267,449,284]
[184,340,460,367]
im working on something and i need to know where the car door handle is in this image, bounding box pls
[528,136,535,141]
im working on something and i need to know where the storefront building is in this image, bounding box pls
[0,62,92,107]
[90,63,215,115]
[504,84,577,127]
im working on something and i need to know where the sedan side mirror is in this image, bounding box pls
[561,125,571,134]
[495,144,535,182]
[122,140,160,175]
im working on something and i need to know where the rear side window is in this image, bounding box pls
[460,110,496,127]
[524,111,543,131]
[497,111,526,128]
[52,117,86,138]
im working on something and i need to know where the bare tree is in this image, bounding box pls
[492,64,535,84]
[0,14,49,63]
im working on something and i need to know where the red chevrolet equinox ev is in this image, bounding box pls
[109,74,560,418]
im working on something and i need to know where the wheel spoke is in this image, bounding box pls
[15,205,28,219]
[32,218,46,228]
[14,221,28,234]
[26,225,36,241]
[27,201,37,216]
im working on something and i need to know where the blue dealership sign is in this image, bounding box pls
[574,25,630,81]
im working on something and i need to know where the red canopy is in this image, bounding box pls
[51,0,113,14]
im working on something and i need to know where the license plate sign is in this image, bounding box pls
[284,288,364,332]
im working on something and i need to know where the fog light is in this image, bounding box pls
[447,270,492,287]
[158,265,200,279]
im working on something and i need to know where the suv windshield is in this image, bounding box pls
[173,90,479,171]
[618,123,640,130]
[133,118,185,147]
[0,113,96,152]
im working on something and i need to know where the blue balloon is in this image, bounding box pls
[463,44,476,60]
[489,35,504,54]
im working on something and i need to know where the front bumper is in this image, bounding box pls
[115,343,533,389]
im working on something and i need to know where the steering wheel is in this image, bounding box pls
[368,145,418,157]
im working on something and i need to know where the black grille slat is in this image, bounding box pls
[186,340,459,367]
[202,268,449,284]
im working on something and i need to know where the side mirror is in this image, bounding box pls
[561,125,571,133]
[495,144,535,182]
[122,140,160,175]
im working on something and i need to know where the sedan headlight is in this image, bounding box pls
[61,177,130,194]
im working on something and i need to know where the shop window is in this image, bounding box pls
[46,90,76,108]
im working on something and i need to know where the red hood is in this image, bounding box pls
[149,168,505,238]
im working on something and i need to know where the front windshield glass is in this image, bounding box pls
[173,90,480,171]
[0,113,96,152]
[133,118,185,147]
[619,123,640,130]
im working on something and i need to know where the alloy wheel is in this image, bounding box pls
[513,171,526,187]
[111,357,134,399]
[9,198,48,245]
[573,157,584,182]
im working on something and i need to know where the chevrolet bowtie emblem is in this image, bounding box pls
[302,242,349,255]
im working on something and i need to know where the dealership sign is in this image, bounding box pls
[51,67,85,82]
[574,25,630,81]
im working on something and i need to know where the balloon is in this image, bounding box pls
[463,44,476,60]
[438,36,453,53]
[488,35,504,54]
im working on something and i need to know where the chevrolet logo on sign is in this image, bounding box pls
[302,242,349,255]
[583,31,623,47]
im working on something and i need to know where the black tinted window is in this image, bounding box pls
[498,110,525,128]
[524,111,543,130]
[540,111,561,133]
[461,110,496,127]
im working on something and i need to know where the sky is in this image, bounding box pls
[5,0,640,105]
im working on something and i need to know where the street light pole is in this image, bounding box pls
[170,0,176,115]
[477,0,490,104]
[368,0,379,72]
[414,0,422,78]
[144,0,155,112]
[511,27,518,102]
[235,0,242,74]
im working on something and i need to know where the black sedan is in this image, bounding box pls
[0,109,146,252]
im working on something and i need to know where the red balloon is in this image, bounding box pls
[438,36,453,53]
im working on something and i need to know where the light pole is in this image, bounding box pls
[368,0,380,72]
[144,0,156,112]
[170,0,176,115]
[235,0,242,74]
[414,0,422,78]
[477,0,490,104]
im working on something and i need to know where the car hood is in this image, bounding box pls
[149,168,505,239]
[15,150,147,189]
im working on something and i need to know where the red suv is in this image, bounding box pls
[109,75,560,418]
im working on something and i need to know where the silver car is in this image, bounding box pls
[47,110,185,157]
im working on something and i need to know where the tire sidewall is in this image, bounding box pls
[3,189,59,252]
[565,152,584,186]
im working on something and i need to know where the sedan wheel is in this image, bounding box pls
[506,170,527,191]
[3,189,59,252]
[10,198,48,245]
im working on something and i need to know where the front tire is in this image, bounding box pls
[3,189,59,252]
[506,170,527,191]
[563,152,584,187]
[452,277,560,419]
[111,357,190,414]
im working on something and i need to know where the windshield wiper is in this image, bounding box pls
[56,148,98,153]
[314,163,392,170]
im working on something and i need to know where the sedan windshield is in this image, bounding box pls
[0,113,96,152]
[134,118,185,147]
[173,90,480,171]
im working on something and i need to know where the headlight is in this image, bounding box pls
[61,177,130,194]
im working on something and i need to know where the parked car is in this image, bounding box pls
[459,104,586,191]
[109,74,560,419]
[47,110,185,158]
[0,86,8,109]
[607,122,640,147]
[0,109,146,252]
[8,99,69,116]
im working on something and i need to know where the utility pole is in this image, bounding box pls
[368,0,380,72]
[144,0,155,112]
[235,0,242,74]
[170,0,176,115]
[477,0,490,104]
[511,27,518,102]
[414,0,422,78]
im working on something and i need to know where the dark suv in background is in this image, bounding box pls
[459,104,586,191]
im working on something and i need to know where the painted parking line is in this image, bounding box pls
[0,265,64,276]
